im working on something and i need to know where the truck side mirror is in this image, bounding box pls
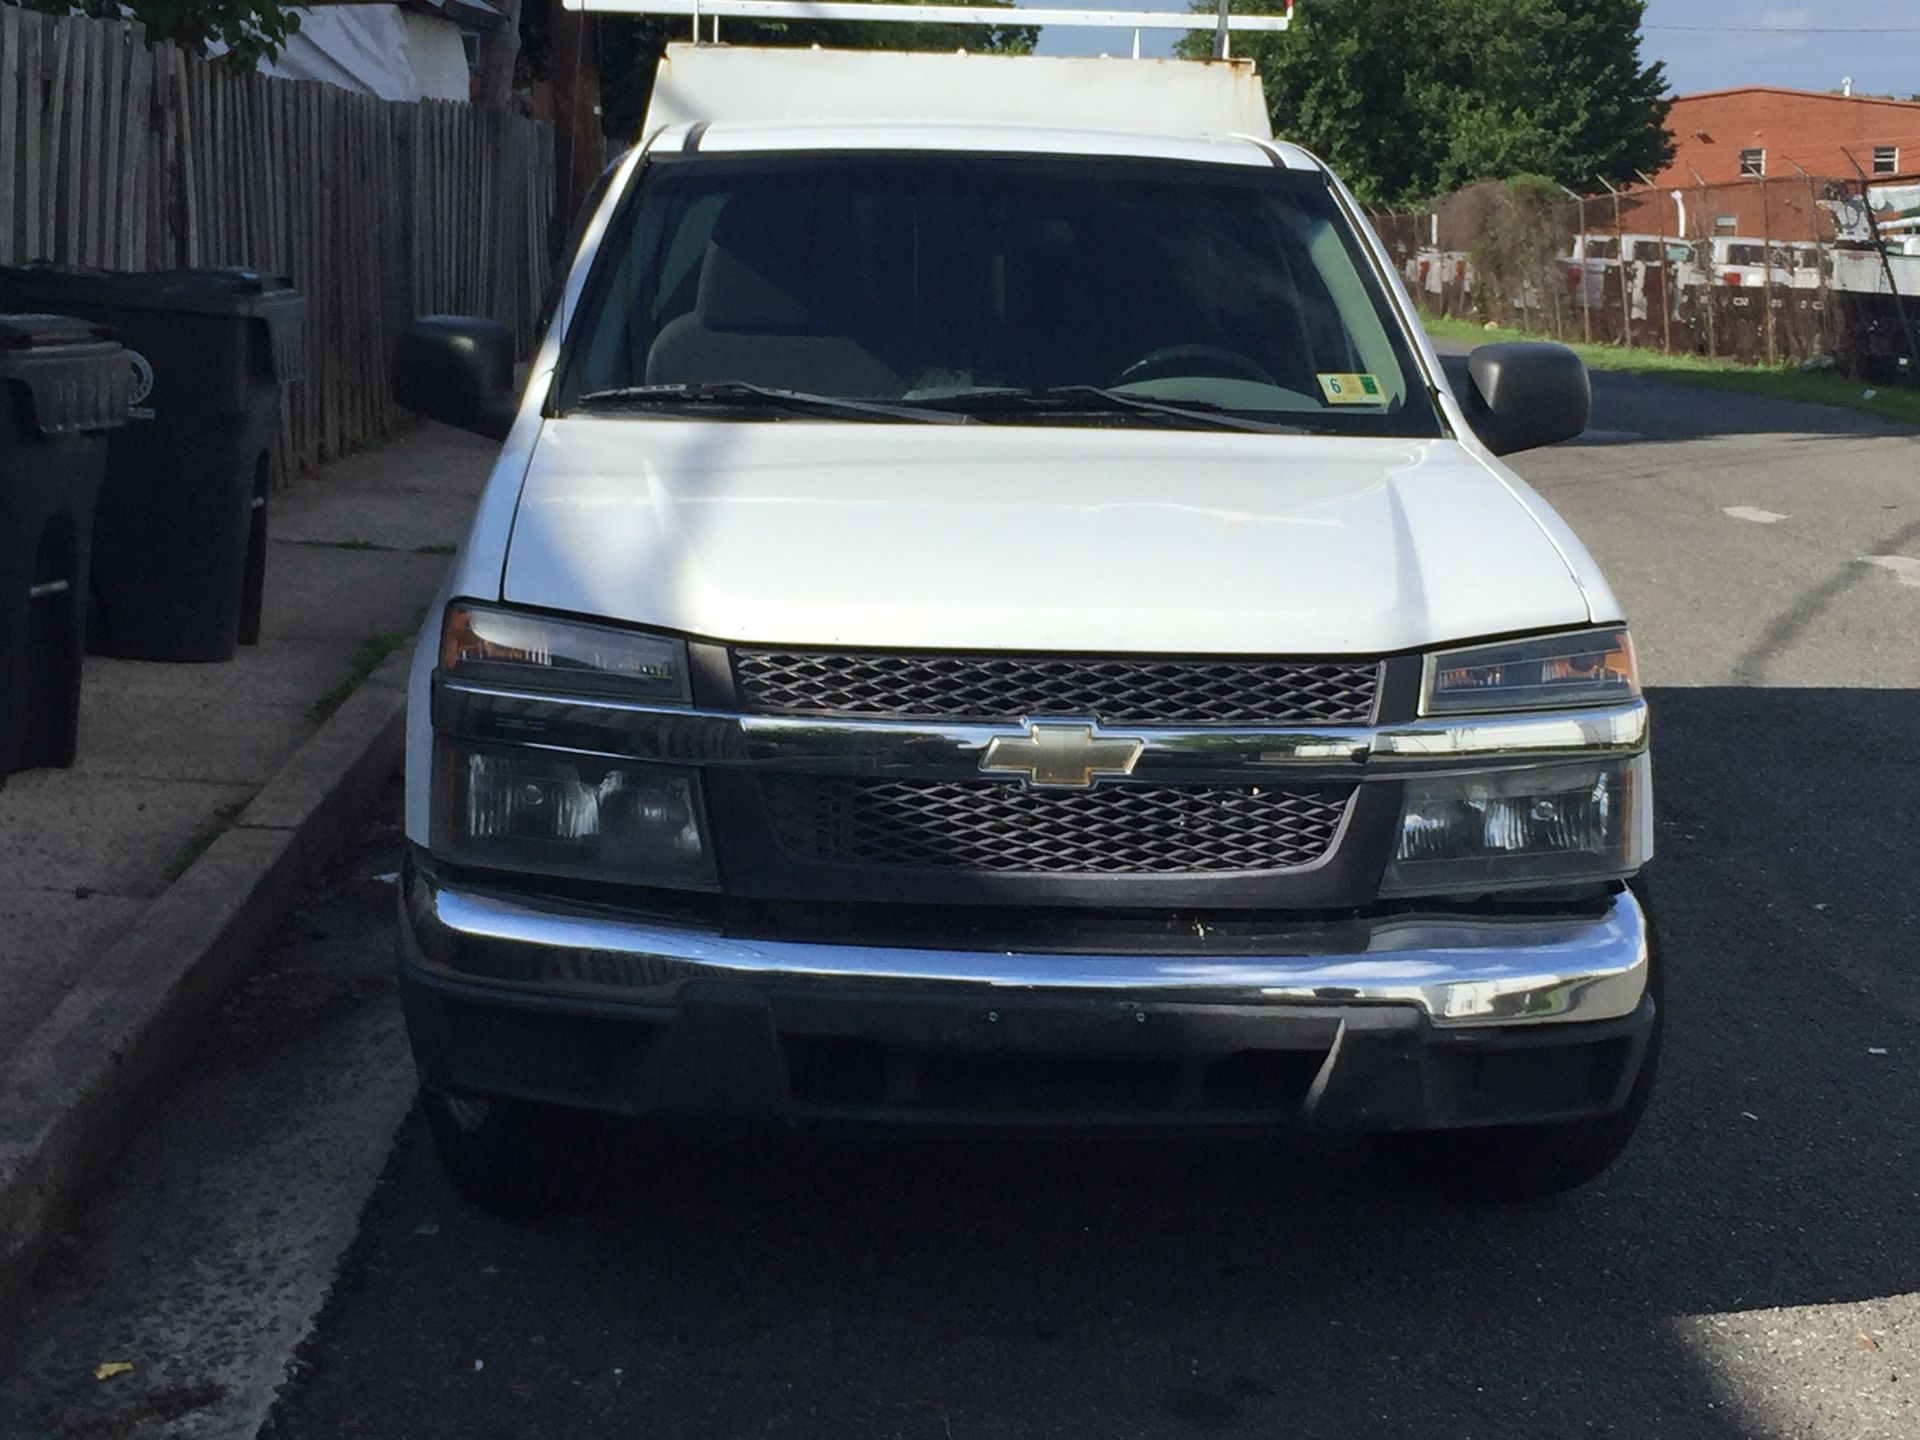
[1464,342,1590,456]
[394,317,518,441]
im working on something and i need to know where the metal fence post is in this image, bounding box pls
[1759,173,1777,365]
[1576,194,1591,344]
[1687,163,1718,361]
[1636,169,1672,353]
[1599,178,1632,348]
[1787,158,1833,361]
[1844,148,1920,387]
[1548,215,1565,342]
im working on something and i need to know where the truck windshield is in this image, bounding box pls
[557,153,1442,435]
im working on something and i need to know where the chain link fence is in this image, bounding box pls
[1372,175,1918,382]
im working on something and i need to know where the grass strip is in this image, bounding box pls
[279,538,400,552]
[309,632,408,724]
[166,800,249,880]
[1421,314,1920,429]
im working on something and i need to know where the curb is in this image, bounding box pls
[0,645,414,1292]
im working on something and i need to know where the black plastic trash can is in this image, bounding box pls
[0,266,304,663]
[0,315,129,777]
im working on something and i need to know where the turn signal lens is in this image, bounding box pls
[1423,628,1638,716]
[439,602,689,702]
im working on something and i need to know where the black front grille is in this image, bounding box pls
[733,650,1380,726]
[762,777,1355,874]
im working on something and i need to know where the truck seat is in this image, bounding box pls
[646,192,905,397]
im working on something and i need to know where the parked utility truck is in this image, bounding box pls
[392,17,1658,1214]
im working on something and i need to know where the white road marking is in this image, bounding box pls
[1858,555,1920,587]
[1724,506,1789,524]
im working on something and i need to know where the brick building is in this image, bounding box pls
[1640,87,1920,239]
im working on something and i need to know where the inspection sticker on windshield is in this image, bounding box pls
[1317,373,1383,405]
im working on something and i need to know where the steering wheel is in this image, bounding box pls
[1113,343,1278,389]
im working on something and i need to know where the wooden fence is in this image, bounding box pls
[0,5,557,479]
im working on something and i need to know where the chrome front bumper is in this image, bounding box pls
[403,866,1650,1028]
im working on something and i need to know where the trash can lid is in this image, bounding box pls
[0,263,302,317]
[0,265,307,383]
[0,312,117,351]
[0,312,130,436]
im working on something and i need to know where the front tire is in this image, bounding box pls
[421,1087,612,1218]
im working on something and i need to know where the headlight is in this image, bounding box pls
[1380,757,1650,896]
[439,601,690,702]
[433,741,716,888]
[1423,628,1637,716]
[431,607,710,888]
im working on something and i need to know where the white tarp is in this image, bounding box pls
[1823,180,1920,244]
[1870,180,1920,237]
[1832,248,1920,296]
[257,5,472,102]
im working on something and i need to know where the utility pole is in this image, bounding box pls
[550,0,605,250]
[478,0,525,109]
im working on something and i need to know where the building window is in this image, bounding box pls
[1739,148,1766,178]
[1873,146,1900,176]
[1715,215,1739,234]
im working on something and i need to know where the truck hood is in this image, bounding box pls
[499,420,1594,654]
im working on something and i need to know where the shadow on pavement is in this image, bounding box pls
[262,685,1920,1440]
[1728,518,1920,685]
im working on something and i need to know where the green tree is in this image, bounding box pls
[1181,0,1672,206]
[11,0,301,69]
[517,0,1036,141]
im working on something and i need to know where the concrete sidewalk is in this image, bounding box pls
[0,421,492,1278]
[0,422,490,1056]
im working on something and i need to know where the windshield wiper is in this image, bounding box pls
[570,382,972,425]
[918,386,1315,434]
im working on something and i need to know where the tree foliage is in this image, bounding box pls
[12,0,302,70]
[1181,0,1674,207]
[517,0,1036,141]
[1456,173,1571,323]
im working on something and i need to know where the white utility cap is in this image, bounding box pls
[642,44,1274,137]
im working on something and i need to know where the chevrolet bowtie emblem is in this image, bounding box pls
[979,721,1146,789]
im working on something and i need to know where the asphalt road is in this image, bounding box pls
[4,368,1919,1440]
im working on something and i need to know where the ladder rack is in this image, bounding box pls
[563,0,1294,41]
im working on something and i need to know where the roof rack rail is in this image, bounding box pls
[564,0,1293,57]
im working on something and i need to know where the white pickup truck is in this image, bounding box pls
[392,36,1657,1214]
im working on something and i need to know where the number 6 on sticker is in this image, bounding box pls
[1318,372,1382,405]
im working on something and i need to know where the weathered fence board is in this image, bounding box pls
[0,6,557,481]
[0,8,19,259]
